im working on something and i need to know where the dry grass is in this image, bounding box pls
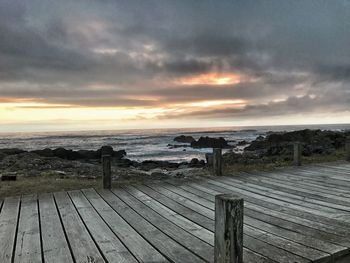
[0,175,150,199]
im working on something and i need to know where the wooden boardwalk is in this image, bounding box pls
[1,162,350,262]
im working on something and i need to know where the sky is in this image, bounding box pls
[0,0,349,132]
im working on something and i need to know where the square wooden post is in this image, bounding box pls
[293,142,302,166]
[102,155,112,189]
[215,194,244,263]
[213,148,222,176]
[346,137,350,162]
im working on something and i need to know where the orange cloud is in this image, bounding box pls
[176,72,242,86]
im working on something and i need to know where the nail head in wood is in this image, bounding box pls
[215,194,244,263]
[102,154,112,189]
[213,148,222,176]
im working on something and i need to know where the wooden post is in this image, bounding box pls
[215,194,244,263]
[346,137,350,162]
[293,142,302,166]
[213,148,222,176]
[102,155,112,189]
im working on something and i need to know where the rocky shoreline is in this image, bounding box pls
[0,129,348,181]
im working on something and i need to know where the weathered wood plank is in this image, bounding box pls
[39,193,74,263]
[125,185,214,245]
[82,188,168,263]
[146,183,214,219]
[54,191,105,263]
[164,181,346,258]
[134,184,214,231]
[196,180,350,235]
[114,187,214,262]
[167,182,350,250]
[98,188,206,263]
[14,194,42,263]
[68,190,137,263]
[0,196,20,263]
[222,176,350,212]
[208,178,350,224]
[216,177,348,215]
[170,181,350,251]
[144,184,315,262]
[246,171,350,198]
[240,173,350,206]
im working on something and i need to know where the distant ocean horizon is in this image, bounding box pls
[1,123,349,162]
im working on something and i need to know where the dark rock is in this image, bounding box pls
[139,160,180,171]
[115,158,134,168]
[190,158,199,164]
[0,148,27,155]
[167,144,191,149]
[191,136,230,148]
[256,135,265,141]
[174,135,196,143]
[237,140,248,146]
[245,129,348,157]
[0,152,6,161]
[31,148,54,157]
[97,145,114,156]
[53,148,75,160]
[77,150,99,159]
[189,158,205,167]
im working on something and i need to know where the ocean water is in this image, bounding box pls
[0,124,349,162]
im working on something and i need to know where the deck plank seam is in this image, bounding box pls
[134,184,214,231]
[37,198,45,263]
[66,190,109,263]
[147,184,319,263]
[95,188,176,263]
[79,188,143,263]
[157,183,333,262]
[10,197,21,263]
[121,185,214,247]
[173,181,350,239]
[113,187,213,262]
[205,178,350,228]
[191,181,350,258]
[221,176,350,213]
[52,193,77,263]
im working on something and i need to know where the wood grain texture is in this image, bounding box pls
[1,162,350,262]
[39,193,74,263]
[214,194,243,263]
[0,196,20,263]
[14,194,42,263]
[54,191,105,263]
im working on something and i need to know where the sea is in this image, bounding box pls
[0,124,349,162]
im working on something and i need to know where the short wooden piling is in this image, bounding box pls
[346,137,350,162]
[102,155,112,189]
[215,194,244,263]
[213,148,222,176]
[293,142,302,166]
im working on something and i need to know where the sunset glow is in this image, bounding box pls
[176,72,242,86]
[0,1,349,132]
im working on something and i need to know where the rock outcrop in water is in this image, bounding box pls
[173,135,196,143]
[191,136,231,148]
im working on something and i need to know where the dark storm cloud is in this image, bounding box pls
[0,0,349,118]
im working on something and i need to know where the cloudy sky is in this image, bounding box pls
[0,0,349,132]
